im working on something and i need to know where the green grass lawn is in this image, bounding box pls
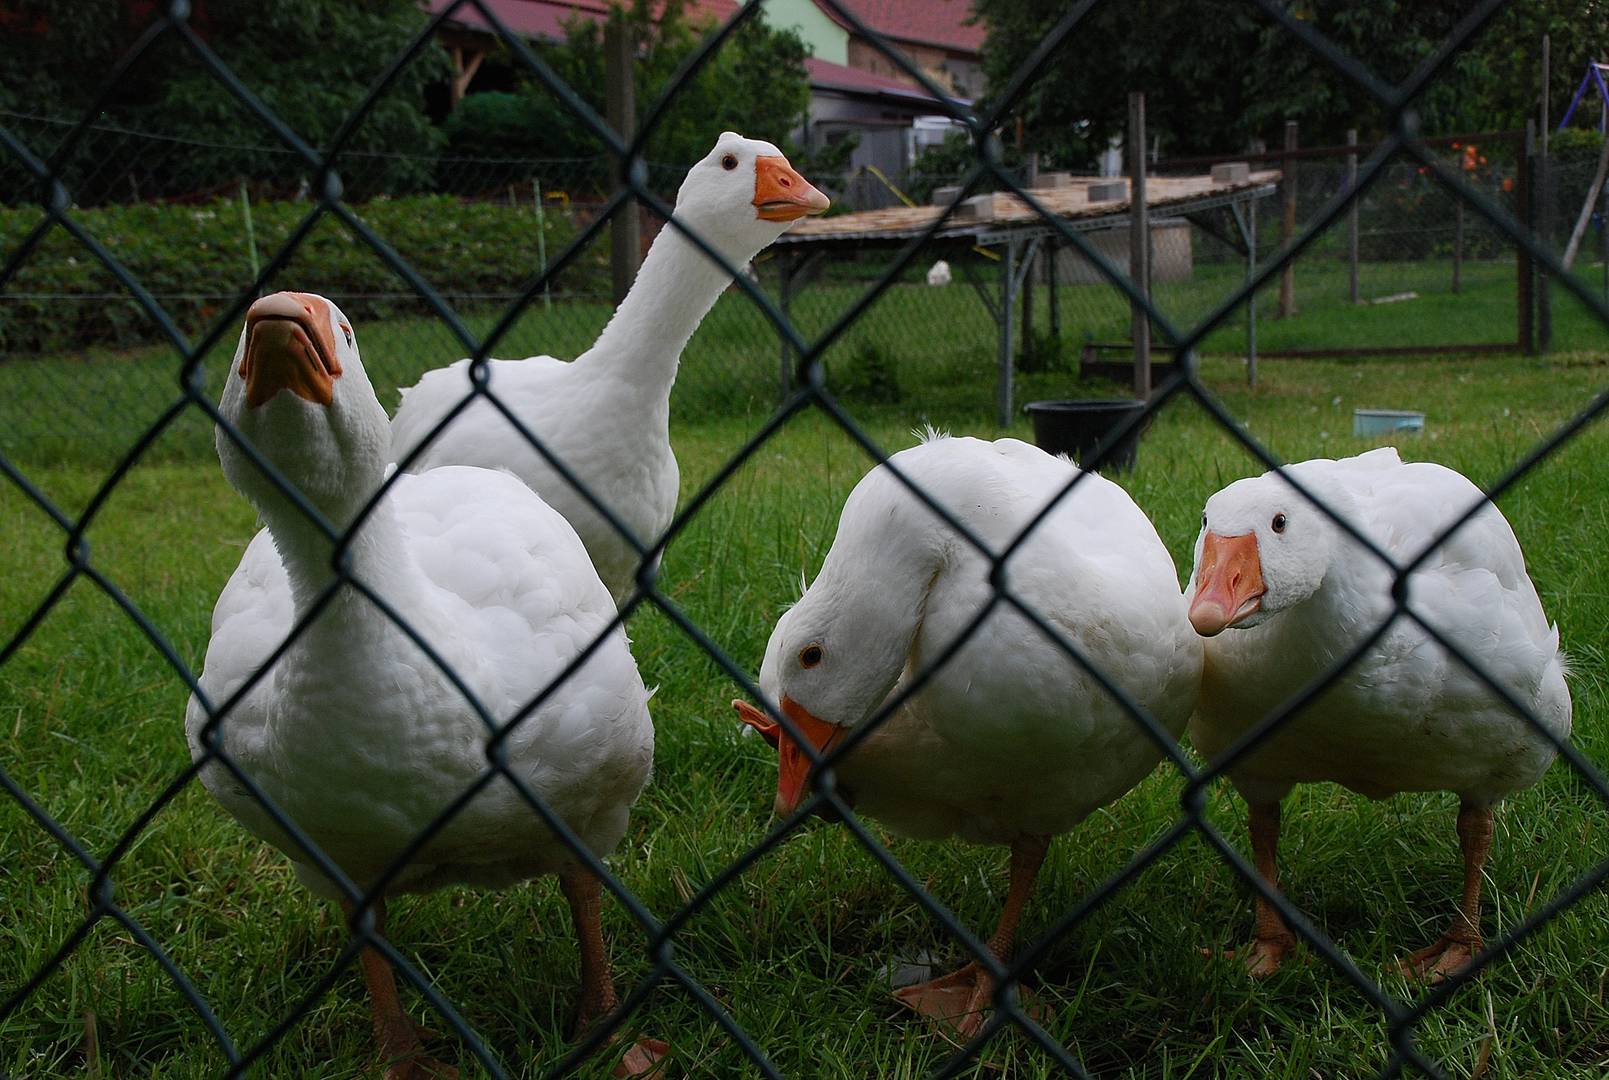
[8,252,1609,472]
[2,275,1608,1078]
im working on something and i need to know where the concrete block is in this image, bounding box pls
[1211,161,1251,185]
[954,193,996,221]
[1037,171,1073,189]
[1049,219,1194,285]
[931,185,963,206]
[1086,180,1127,202]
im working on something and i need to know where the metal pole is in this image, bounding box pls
[1248,197,1258,387]
[998,239,1017,426]
[778,255,795,403]
[1279,119,1297,318]
[534,179,551,311]
[1129,91,1150,399]
[605,14,639,308]
[1347,129,1359,304]
[239,179,260,284]
[1601,178,1607,302]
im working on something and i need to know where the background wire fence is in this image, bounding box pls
[2,0,1607,1077]
[5,112,1606,464]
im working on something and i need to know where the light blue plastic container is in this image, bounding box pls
[1353,408,1425,436]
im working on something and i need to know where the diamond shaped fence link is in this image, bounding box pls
[2,0,1607,1077]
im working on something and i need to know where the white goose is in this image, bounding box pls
[186,292,662,1078]
[390,132,829,602]
[733,433,1201,1035]
[1187,447,1571,980]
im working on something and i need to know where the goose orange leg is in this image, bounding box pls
[340,898,459,1080]
[892,834,1051,1038]
[558,867,668,1077]
[1397,800,1492,982]
[1237,800,1299,977]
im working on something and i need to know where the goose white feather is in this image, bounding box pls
[389,133,828,602]
[1187,446,1571,979]
[186,292,658,1074]
[737,434,1201,1031]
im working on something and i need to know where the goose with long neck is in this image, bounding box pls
[390,132,829,602]
[733,433,1202,1036]
[188,292,663,1078]
[1186,448,1571,980]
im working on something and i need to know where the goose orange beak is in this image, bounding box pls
[1189,531,1265,636]
[733,696,846,815]
[753,156,830,222]
[240,291,343,408]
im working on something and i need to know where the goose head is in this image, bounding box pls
[1188,469,1354,636]
[733,598,898,817]
[733,473,941,816]
[671,131,828,264]
[217,291,384,521]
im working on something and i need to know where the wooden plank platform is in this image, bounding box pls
[777,170,1281,247]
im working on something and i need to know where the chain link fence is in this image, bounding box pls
[3,1,1607,1077]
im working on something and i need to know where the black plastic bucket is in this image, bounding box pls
[1024,399,1148,472]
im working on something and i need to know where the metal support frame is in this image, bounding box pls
[772,183,1274,418]
[1347,129,1360,305]
[1129,92,1151,399]
[775,251,826,401]
[1230,199,1259,387]
[993,235,1042,426]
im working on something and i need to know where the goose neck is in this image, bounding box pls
[580,221,744,394]
[256,491,424,621]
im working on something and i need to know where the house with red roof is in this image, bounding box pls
[763,0,980,196]
[427,0,980,196]
[426,0,741,103]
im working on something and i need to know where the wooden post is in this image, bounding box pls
[605,14,639,308]
[1129,91,1150,399]
[1518,122,1535,355]
[1538,34,1552,352]
[1279,119,1297,318]
[998,239,1017,426]
[1020,245,1036,369]
[1048,239,1060,346]
[1020,151,1040,370]
[1452,200,1464,293]
[1347,129,1359,304]
[1247,196,1258,387]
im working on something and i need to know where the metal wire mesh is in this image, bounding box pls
[2,1,1606,1077]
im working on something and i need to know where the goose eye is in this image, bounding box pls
[340,323,353,348]
[1272,513,1288,534]
[721,153,738,171]
[1201,512,1207,529]
[799,643,824,668]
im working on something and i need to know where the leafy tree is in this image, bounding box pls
[133,0,449,196]
[971,0,1609,165]
[0,0,447,201]
[449,0,812,195]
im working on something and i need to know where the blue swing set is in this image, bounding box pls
[1557,61,1609,132]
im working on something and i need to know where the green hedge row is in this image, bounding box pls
[0,195,610,355]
